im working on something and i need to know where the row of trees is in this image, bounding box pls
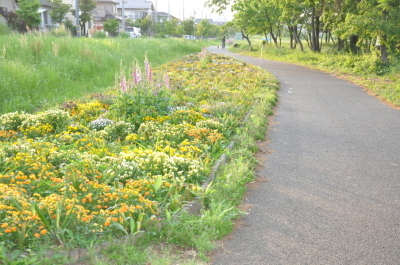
[3,0,97,35]
[207,0,400,63]
[129,16,226,39]
[2,0,226,39]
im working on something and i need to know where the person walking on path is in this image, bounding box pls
[221,36,226,49]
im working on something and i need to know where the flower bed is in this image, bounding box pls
[0,51,277,251]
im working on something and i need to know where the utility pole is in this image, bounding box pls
[75,0,80,37]
[168,0,171,21]
[122,0,125,32]
[155,0,157,22]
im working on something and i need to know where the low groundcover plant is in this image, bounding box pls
[0,52,277,261]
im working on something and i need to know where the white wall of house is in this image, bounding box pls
[39,7,52,29]
[0,0,17,23]
[62,0,78,25]
[120,9,150,20]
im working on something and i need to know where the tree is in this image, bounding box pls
[139,15,153,36]
[49,0,71,24]
[103,18,119,37]
[79,0,96,35]
[179,18,195,36]
[164,18,180,36]
[196,19,213,39]
[15,0,41,30]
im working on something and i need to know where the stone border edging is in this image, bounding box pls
[181,100,255,215]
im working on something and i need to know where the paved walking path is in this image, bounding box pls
[207,46,400,265]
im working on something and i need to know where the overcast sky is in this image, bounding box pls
[153,0,234,21]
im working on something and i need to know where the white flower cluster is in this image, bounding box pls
[138,121,188,143]
[89,118,114,130]
[0,111,29,131]
[120,150,203,182]
[195,119,223,131]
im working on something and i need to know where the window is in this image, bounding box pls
[0,7,7,16]
[43,11,48,25]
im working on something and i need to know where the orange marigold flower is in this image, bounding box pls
[96,205,102,209]
[123,194,129,199]
[82,198,87,203]
[4,228,12,233]
[111,217,118,222]
[104,221,111,226]
[1,223,8,228]
[34,233,40,238]
[40,229,47,235]
[66,204,73,210]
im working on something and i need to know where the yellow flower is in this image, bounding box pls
[104,221,111,226]
[1,223,8,228]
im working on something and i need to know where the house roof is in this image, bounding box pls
[116,0,154,9]
[156,12,178,20]
[40,0,52,7]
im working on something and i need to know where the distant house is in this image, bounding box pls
[156,11,178,22]
[0,0,16,23]
[0,0,54,30]
[194,18,226,26]
[38,0,53,30]
[92,0,120,29]
[116,0,154,21]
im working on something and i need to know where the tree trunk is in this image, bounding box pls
[315,15,321,52]
[380,10,389,64]
[338,37,344,51]
[289,26,294,49]
[241,28,252,51]
[349,35,359,53]
[294,26,304,52]
[264,32,269,44]
[311,7,316,51]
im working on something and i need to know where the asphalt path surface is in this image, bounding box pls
[207,46,400,265]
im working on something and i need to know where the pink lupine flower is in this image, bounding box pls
[119,76,127,92]
[164,73,171,89]
[144,57,153,82]
[132,66,142,84]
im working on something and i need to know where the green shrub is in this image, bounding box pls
[93,31,107,38]
[50,24,71,37]
[0,22,12,35]
[119,32,130,38]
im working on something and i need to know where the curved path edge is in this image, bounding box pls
[207,46,400,265]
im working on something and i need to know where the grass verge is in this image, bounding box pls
[229,39,400,108]
[0,31,215,115]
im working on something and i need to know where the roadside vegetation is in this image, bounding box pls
[0,23,215,115]
[0,25,278,263]
[207,0,400,108]
[229,38,400,108]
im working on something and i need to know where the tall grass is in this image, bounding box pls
[0,31,210,114]
[231,39,400,107]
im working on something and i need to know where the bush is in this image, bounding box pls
[0,22,12,35]
[93,31,107,38]
[50,24,71,37]
[119,32,130,38]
